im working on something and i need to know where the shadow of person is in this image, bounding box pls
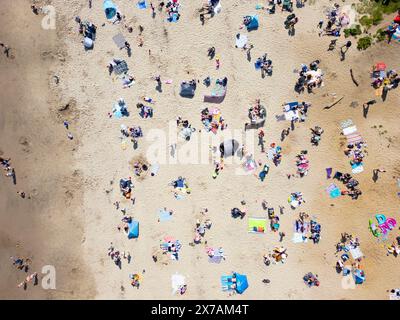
[362,103,369,118]
[372,169,379,183]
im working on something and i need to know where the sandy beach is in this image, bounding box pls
[1,0,400,300]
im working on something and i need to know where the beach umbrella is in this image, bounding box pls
[234,273,249,294]
[375,62,387,71]
[219,139,239,158]
[83,37,94,50]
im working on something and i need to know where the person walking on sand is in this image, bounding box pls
[0,43,11,58]
[340,41,352,61]
[372,168,386,183]
[281,128,290,141]
[258,129,265,153]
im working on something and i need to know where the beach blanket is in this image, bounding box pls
[326,183,341,198]
[284,110,299,121]
[350,247,364,260]
[114,60,129,75]
[340,119,354,130]
[248,217,267,234]
[235,34,248,48]
[112,33,126,49]
[204,84,227,103]
[342,125,357,136]
[171,273,185,295]
[346,132,363,144]
[159,208,172,222]
[292,232,307,243]
[351,162,364,174]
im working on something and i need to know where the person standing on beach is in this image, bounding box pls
[340,41,352,61]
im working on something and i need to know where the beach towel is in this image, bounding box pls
[284,110,299,121]
[349,247,364,260]
[150,163,159,176]
[326,167,332,179]
[171,273,185,295]
[292,232,308,243]
[235,34,248,48]
[159,208,172,222]
[342,125,357,136]
[326,183,341,198]
[112,33,127,49]
[248,217,267,234]
[340,119,354,130]
[220,275,233,291]
[351,162,364,174]
[346,132,363,144]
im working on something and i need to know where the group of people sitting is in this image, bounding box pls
[318,3,349,37]
[269,143,282,166]
[119,177,134,199]
[198,0,220,24]
[246,99,266,129]
[255,53,273,77]
[283,101,311,123]
[267,207,280,232]
[295,152,310,177]
[264,247,288,265]
[1,156,16,184]
[295,60,324,93]
[177,116,196,141]
[200,107,227,133]
[310,126,324,146]
[193,218,212,244]
[333,171,362,200]
[136,102,153,119]
[165,0,181,22]
[76,17,97,49]
[295,212,321,244]
[303,272,320,287]
[371,68,399,92]
[344,141,366,169]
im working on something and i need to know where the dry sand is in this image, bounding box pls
[0,0,399,299]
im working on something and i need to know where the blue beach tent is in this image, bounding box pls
[103,0,117,19]
[247,15,259,31]
[127,220,139,239]
[234,273,249,294]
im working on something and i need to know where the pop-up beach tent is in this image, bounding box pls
[180,82,196,98]
[127,220,139,239]
[103,0,117,20]
[246,15,259,31]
